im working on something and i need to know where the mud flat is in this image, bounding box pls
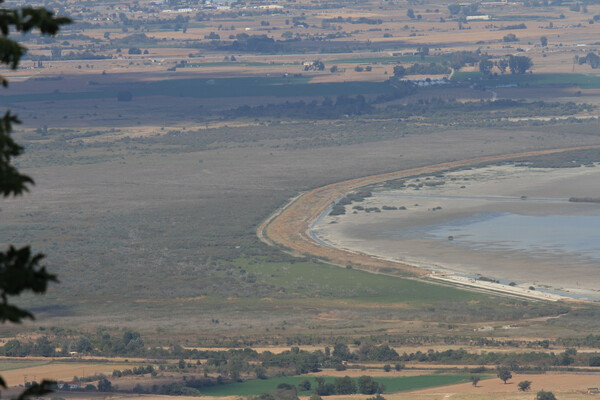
[312,164,600,301]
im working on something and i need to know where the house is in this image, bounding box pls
[57,382,81,390]
[466,15,491,21]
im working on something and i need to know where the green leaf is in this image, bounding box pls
[14,380,56,400]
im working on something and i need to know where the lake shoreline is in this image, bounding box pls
[312,164,600,301]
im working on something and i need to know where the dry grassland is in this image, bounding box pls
[1,362,130,386]
[414,372,600,395]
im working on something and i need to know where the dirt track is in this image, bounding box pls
[259,145,600,282]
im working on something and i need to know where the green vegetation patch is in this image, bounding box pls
[198,374,471,396]
[0,77,395,103]
[234,258,482,304]
[453,72,600,89]
[333,55,447,64]
[0,360,49,371]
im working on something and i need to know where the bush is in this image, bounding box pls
[518,380,531,391]
[536,390,557,400]
[357,376,384,394]
[333,376,356,394]
[298,379,311,391]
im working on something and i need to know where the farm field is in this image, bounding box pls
[0,361,132,386]
[196,375,473,396]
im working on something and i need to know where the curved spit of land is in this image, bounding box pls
[258,145,600,301]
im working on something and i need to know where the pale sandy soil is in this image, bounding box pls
[413,371,600,395]
[313,164,600,300]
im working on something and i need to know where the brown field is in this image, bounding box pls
[414,372,600,396]
[0,362,131,386]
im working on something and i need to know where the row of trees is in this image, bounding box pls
[576,52,600,69]
[479,55,533,75]
[393,63,451,77]
[314,376,384,396]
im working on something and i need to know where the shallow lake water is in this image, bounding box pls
[409,213,600,261]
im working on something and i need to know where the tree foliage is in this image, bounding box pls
[518,380,532,391]
[536,390,557,400]
[497,368,512,384]
[508,55,533,74]
[0,0,70,398]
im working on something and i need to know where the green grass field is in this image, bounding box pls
[234,258,483,304]
[332,55,447,64]
[452,72,600,89]
[0,360,49,371]
[198,374,472,396]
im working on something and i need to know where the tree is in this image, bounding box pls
[97,379,113,392]
[497,58,509,74]
[540,36,548,47]
[332,343,351,359]
[497,368,512,384]
[586,52,600,69]
[383,364,391,372]
[536,390,557,400]
[557,351,573,366]
[407,9,415,19]
[508,55,533,74]
[589,356,600,366]
[470,376,480,387]
[479,56,494,76]
[357,376,382,394]
[393,65,406,77]
[518,380,531,391]
[448,4,461,14]
[255,366,267,379]
[297,379,311,391]
[315,378,335,396]
[333,376,356,394]
[0,3,69,398]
